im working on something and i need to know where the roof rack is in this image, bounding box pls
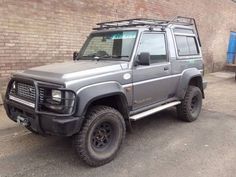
[93,16,201,46]
[93,18,169,30]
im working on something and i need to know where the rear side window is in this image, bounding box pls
[175,36,199,56]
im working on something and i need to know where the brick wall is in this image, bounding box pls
[0,0,236,93]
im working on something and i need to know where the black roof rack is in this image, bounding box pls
[93,16,201,46]
[93,18,169,30]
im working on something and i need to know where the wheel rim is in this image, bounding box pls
[190,95,200,114]
[91,122,113,150]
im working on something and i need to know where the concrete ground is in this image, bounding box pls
[0,72,236,177]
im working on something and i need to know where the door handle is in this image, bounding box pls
[164,66,169,71]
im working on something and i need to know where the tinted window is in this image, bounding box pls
[137,33,167,64]
[175,36,199,56]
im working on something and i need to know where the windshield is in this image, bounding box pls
[80,31,138,61]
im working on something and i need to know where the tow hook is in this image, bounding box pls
[17,115,30,127]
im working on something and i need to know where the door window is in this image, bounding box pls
[137,33,167,64]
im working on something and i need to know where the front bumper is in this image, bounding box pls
[4,99,83,136]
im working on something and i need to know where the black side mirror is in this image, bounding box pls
[138,52,150,65]
[73,51,79,60]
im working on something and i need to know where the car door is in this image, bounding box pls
[132,32,173,110]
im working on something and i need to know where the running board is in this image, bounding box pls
[129,101,181,121]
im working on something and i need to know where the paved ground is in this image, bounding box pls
[0,72,236,177]
[203,72,236,116]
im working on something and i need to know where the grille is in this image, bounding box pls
[10,81,36,102]
[39,87,45,103]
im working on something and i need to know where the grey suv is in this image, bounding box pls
[4,17,207,167]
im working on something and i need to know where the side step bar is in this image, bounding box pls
[129,101,181,121]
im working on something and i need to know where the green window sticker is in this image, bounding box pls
[111,31,137,39]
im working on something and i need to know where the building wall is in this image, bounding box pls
[0,0,236,91]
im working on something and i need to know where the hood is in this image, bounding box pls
[15,60,129,84]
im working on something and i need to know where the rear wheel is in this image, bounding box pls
[177,86,202,122]
[74,105,126,167]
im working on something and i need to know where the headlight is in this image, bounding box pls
[52,90,62,102]
[38,86,76,115]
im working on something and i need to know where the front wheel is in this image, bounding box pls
[74,105,126,167]
[177,86,202,122]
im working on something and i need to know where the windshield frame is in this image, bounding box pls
[78,30,139,61]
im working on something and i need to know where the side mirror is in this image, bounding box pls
[73,51,79,60]
[138,52,150,66]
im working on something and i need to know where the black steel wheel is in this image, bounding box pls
[177,86,202,122]
[91,122,113,150]
[74,105,126,167]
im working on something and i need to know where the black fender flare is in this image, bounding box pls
[176,68,203,99]
[75,81,129,117]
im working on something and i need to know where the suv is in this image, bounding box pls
[4,17,207,167]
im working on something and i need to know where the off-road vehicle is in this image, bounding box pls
[4,16,207,167]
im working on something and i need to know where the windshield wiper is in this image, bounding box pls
[81,55,103,61]
[82,55,96,58]
[102,55,130,58]
[81,55,129,61]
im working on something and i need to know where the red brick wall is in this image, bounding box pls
[0,0,236,92]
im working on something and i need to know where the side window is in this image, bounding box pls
[137,33,167,64]
[175,35,199,56]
